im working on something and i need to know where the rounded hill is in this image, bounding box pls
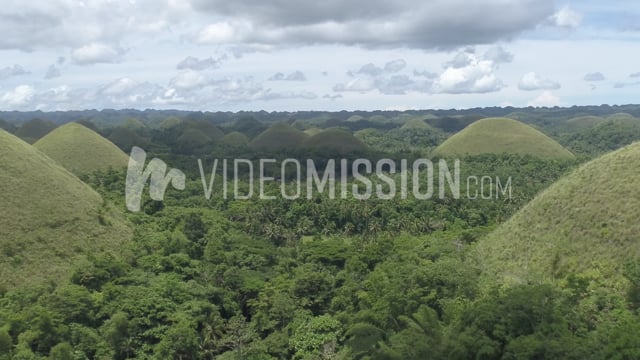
[249,122,308,152]
[34,122,129,175]
[401,118,435,130]
[0,130,131,288]
[433,117,574,159]
[475,141,640,287]
[223,131,250,147]
[302,128,367,154]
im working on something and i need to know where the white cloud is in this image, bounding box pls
[0,85,35,109]
[549,6,583,28]
[71,43,124,65]
[527,91,560,107]
[170,70,209,90]
[196,21,243,44]
[433,52,504,94]
[176,56,225,70]
[333,78,376,92]
[518,72,560,91]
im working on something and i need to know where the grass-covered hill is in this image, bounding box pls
[14,118,58,144]
[475,141,640,289]
[565,115,607,130]
[223,131,250,147]
[0,130,131,289]
[301,127,367,154]
[34,122,129,175]
[249,122,308,152]
[303,127,323,136]
[433,117,575,159]
[400,118,434,130]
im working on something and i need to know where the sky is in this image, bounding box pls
[0,0,639,112]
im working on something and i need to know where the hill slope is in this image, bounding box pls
[475,141,640,287]
[0,130,131,288]
[249,122,308,152]
[433,117,574,159]
[302,128,367,154]
[34,122,129,175]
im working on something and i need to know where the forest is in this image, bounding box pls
[1,106,640,359]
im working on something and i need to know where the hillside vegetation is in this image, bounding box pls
[434,117,575,159]
[476,141,640,288]
[34,122,129,175]
[0,130,131,288]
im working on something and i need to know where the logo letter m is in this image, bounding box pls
[125,147,186,212]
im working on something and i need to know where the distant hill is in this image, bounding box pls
[0,130,131,288]
[230,116,268,138]
[303,127,323,136]
[302,128,367,154]
[433,117,574,159]
[401,118,436,130]
[565,115,607,130]
[475,141,640,290]
[34,123,129,175]
[14,118,58,144]
[249,122,308,152]
[223,131,250,147]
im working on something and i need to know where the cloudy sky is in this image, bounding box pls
[0,0,639,111]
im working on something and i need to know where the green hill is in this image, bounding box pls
[475,141,640,290]
[108,127,148,152]
[0,130,131,288]
[14,118,58,144]
[34,123,129,175]
[606,112,636,122]
[401,118,435,130]
[230,117,267,138]
[565,115,606,130]
[302,128,367,154]
[303,127,323,136]
[433,117,574,159]
[249,122,308,152]
[223,131,250,147]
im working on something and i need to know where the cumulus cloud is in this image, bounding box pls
[71,43,125,65]
[549,5,583,28]
[0,64,29,80]
[269,71,307,81]
[335,50,506,95]
[584,72,606,81]
[0,0,189,51]
[432,51,504,94]
[518,72,560,91]
[0,85,35,109]
[527,91,560,107]
[176,56,226,71]
[191,0,554,49]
